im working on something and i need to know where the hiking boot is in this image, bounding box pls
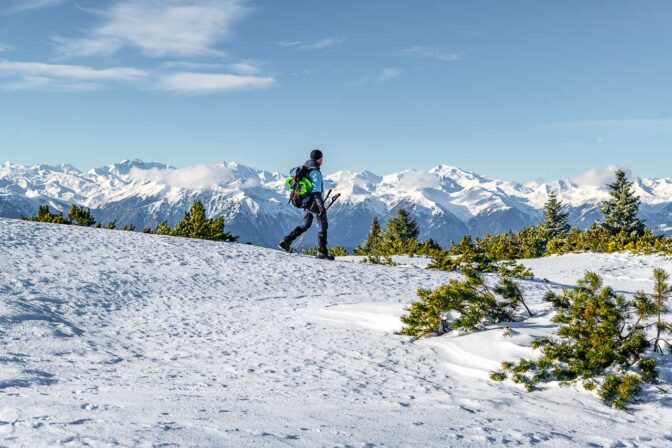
[316,251,335,260]
[278,227,304,253]
[317,231,334,260]
[278,239,293,253]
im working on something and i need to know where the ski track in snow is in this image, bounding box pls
[0,218,671,447]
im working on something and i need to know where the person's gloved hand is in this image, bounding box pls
[314,193,327,217]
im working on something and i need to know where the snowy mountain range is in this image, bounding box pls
[2,159,672,247]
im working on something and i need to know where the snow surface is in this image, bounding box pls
[1,218,672,447]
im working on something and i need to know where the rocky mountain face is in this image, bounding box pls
[2,160,672,248]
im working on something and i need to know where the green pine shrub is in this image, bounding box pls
[354,209,442,259]
[400,268,532,337]
[492,271,662,409]
[67,205,96,227]
[23,204,66,224]
[360,255,397,266]
[329,246,348,257]
[144,201,238,242]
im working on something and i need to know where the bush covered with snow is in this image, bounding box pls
[492,270,671,409]
[400,267,532,337]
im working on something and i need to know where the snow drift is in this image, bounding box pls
[0,218,671,447]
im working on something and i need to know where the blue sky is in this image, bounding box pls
[1,0,671,181]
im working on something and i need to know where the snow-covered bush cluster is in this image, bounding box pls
[400,266,532,337]
[491,269,671,409]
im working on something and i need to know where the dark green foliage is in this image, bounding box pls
[360,255,396,266]
[171,201,236,241]
[541,192,570,239]
[329,246,348,257]
[355,210,441,259]
[23,205,66,224]
[496,271,659,409]
[428,233,534,279]
[383,208,419,251]
[644,268,672,354]
[25,201,234,243]
[67,205,96,227]
[24,203,140,232]
[147,201,238,242]
[152,221,172,236]
[400,269,531,337]
[599,373,643,410]
[141,202,240,242]
[600,169,645,237]
[354,217,382,255]
[24,204,97,227]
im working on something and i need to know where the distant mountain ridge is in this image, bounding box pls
[2,159,672,247]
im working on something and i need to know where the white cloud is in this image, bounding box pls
[129,164,262,189]
[1,0,66,15]
[157,72,276,93]
[278,37,346,50]
[54,0,249,58]
[0,59,148,81]
[0,43,13,52]
[398,171,441,190]
[379,68,401,81]
[159,60,263,74]
[3,76,104,92]
[228,60,263,75]
[0,59,275,94]
[570,165,629,187]
[159,61,226,70]
[351,67,401,86]
[547,119,672,132]
[398,46,463,62]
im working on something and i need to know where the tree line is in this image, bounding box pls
[23,201,237,242]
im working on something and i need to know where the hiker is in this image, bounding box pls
[279,149,335,260]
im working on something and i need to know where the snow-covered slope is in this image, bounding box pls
[1,218,670,447]
[3,160,672,247]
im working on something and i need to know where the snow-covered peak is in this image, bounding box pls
[4,159,672,245]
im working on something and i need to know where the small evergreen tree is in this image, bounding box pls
[354,217,383,255]
[68,205,96,227]
[400,268,531,337]
[493,271,657,408]
[382,208,420,253]
[541,192,570,239]
[172,201,238,242]
[23,205,66,224]
[646,268,672,354]
[153,221,172,235]
[600,169,645,236]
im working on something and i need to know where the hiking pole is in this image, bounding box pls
[291,230,308,254]
[326,193,341,210]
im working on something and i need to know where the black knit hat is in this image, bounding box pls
[310,149,323,161]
